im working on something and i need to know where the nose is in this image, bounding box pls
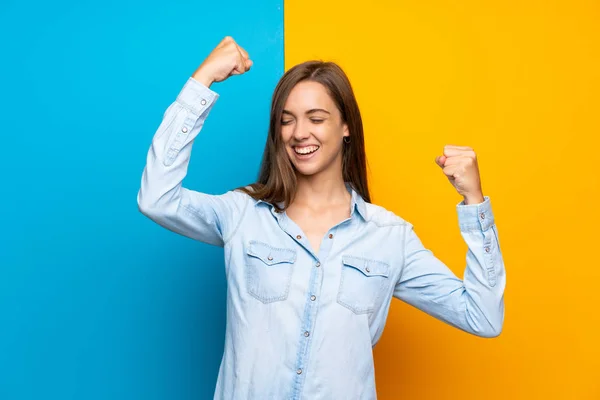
[292,119,311,141]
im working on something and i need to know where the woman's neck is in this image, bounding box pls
[292,173,350,210]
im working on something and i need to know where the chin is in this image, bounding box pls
[291,162,322,177]
[294,166,318,176]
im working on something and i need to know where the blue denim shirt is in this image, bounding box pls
[137,77,506,400]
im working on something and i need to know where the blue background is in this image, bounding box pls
[0,1,283,398]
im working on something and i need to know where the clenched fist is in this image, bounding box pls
[192,36,253,87]
[435,145,485,205]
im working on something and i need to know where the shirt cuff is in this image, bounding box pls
[175,76,219,117]
[456,195,495,232]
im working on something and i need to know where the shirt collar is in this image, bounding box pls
[254,182,368,221]
[347,182,368,220]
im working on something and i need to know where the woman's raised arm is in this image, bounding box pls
[137,36,253,247]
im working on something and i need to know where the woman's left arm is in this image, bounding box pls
[393,197,505,338]
[392,146,506,338]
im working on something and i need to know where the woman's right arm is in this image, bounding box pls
[137,36,253,247]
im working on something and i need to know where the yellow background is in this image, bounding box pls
[285,1,600,398]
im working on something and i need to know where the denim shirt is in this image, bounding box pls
[137,77,506,400]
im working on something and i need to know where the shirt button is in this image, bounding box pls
[201,99,207,105]
[328,233,333,239]
[181,127,188,133]
[315,262,321,268]
[480,212,485,219]
[304,331,310,337]
[296,235,302,239]
[310,295,316,301]
[365,267,371,273]
[485,247,490,253]
[268,256,273,260]
[296,368,303,375]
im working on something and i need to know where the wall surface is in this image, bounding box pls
[285,0,600,399]
[0,1,283,398]
[2,0,600,398]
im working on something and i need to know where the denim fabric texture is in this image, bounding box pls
[137,77,506,400]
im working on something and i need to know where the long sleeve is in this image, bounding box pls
[137,77,248,247]
[393,196,506,338]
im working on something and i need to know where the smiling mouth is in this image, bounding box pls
[293,145,320,155]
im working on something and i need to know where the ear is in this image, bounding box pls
[342,123,349,137]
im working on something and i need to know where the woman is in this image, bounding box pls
[137,36,506,400]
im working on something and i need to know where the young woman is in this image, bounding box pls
[137,36,506,400]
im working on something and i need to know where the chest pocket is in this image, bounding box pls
[245,240,297,303]
[337,255,391,314]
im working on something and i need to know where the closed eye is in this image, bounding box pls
[280,119,325,125]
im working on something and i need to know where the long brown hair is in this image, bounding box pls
[237,60,370,211]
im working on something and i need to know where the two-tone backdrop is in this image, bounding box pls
[1,0,599,398]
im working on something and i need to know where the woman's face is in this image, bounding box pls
[280,81,349,177]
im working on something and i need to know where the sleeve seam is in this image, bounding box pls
[223,192,250,245]
[397,223,412,287]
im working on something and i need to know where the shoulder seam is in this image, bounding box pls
[369,219,408,228]
[364,207,409,228]
[223,190,250,245]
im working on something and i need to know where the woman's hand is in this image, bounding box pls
[192,36,253,87]
[435,145,485,205]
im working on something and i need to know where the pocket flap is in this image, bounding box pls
[247,240,296,265]
[342,255,390,277]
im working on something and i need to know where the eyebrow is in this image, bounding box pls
[282,108,330,116]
